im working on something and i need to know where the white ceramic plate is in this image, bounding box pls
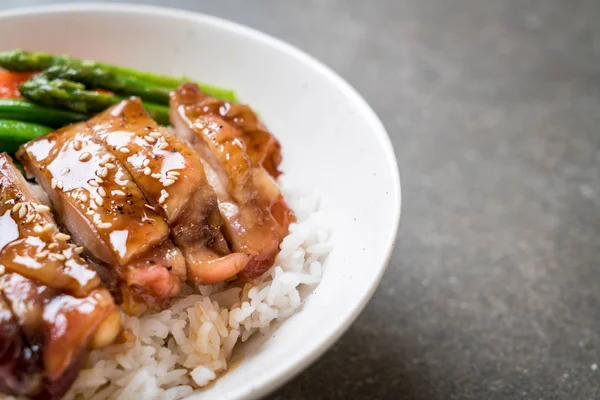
[0,3,401,399]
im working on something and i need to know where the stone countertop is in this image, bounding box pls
[2,0,600,398]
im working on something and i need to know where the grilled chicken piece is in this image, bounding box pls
[0,292,40,398]
[17,126,185,314]
[88,99,249,284]
[170,84,295,279]
[178,89,283,178]
[0,153,119,399]
[0,273,117,399]
[0,154,99,297]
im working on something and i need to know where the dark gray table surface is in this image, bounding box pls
[2,0,599,399]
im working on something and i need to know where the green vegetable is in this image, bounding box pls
[0,119,52,153]
[0,49,65,71]
[106,64,236,102]
[0,99,87,128]
[19,75,170,125]
[139,103,171,126]
[0,49,237,102]
[20,75,116,113]
[44,65,170,104]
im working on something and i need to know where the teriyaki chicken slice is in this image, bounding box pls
[0,153,119,400]
[17,125,186,315]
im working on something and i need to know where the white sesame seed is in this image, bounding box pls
[33,225,43,234]
[18,205,27,218]
[145,136,156,143]
[151,173,162,179]
[100,154,112,165]
[74,246,84,254]
[35,205,50,213]
[36,251,48,259]
[143,158,150,167]
[158,190,169,204]
[11,203,22,213]
[98,187,107,197]
[144,204,156,211]
[24,214,35,223]
[48,243,58,250]
[167,171,180,176]
[105,163,115,169]
[0,265,5,274]
[80,193,88,202]
[88,179,99,187]
[97,168,108,178]
[42,223,53,233]
[149,132,161,139]
[55,233,70,241]
[112,190,126,197]
[94,197,104,207]
[51,178,57,190]
[95,177,103,184]
[61,167,70,175]
[73,140,82,151]
[79,152,92,162]
[56,181,63,190]
[163,179,175,187]
[52,253,66,261]
[143,167,151,176]
[119,147,131,154]
[98,222,112,229]
[158,143,169,150]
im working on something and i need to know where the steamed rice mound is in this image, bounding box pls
[58,183,331,400]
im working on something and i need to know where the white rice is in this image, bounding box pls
[54,184,331,400]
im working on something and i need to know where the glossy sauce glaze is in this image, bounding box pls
[90,99,251,285]
[17,127,185,314]
[0,153,99,297]
[182,91,283,178]
[18,125,169,266]
[170,84,295,279]
[0,290,41,398]
[0,153,119,400]
[89,99,209,224]
[0,272,117,399]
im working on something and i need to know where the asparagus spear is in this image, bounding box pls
[44,65,170,104]
[0,99,87,127]
[0,119,52,153]
[0,49,237,102]
[110,66,237,102]
[19,75,170,125]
